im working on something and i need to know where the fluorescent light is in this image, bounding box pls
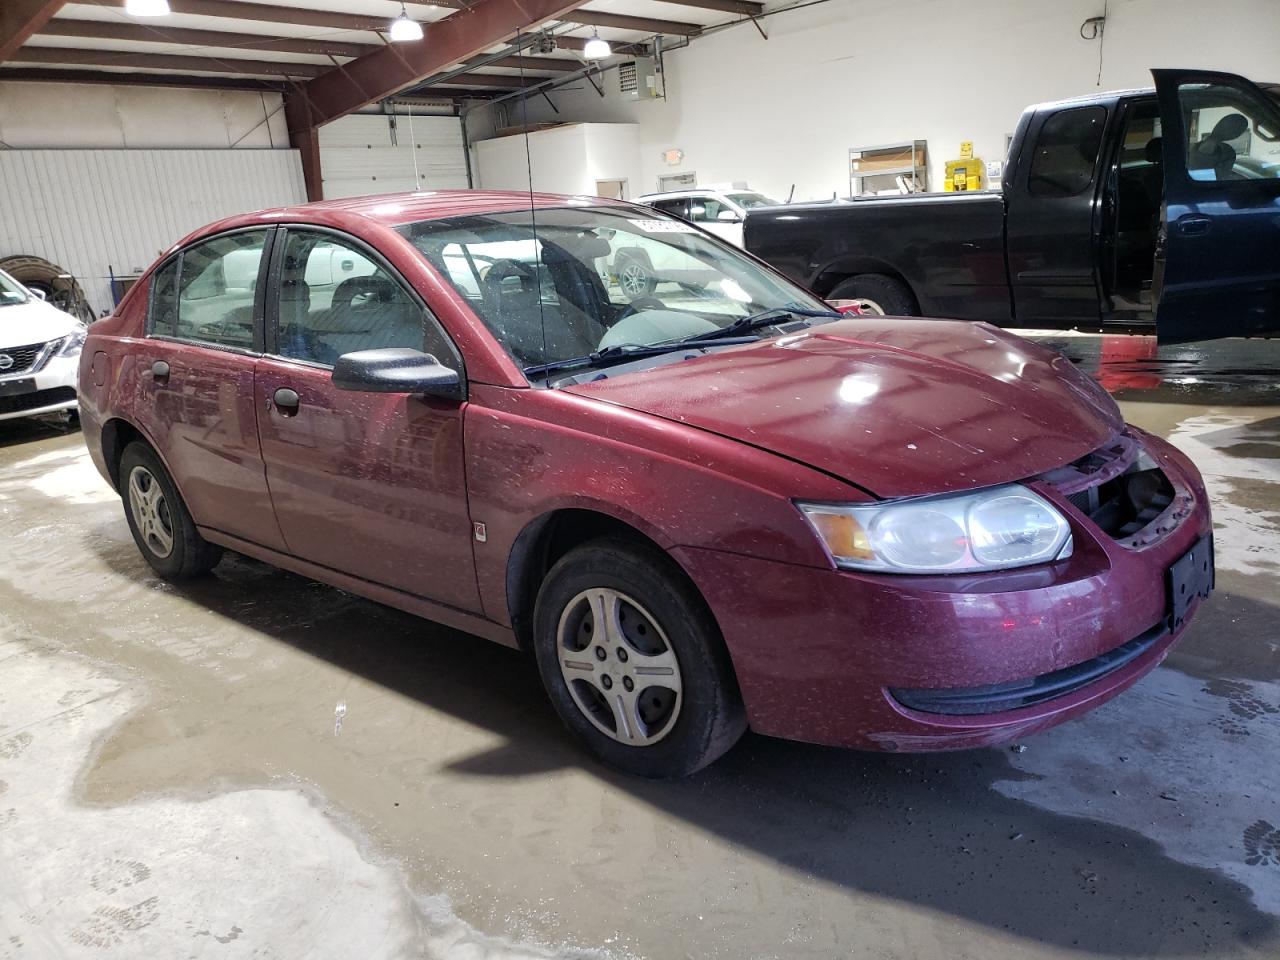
[583,31,611,60]
[389,5,424,42]
[125,0,171,15]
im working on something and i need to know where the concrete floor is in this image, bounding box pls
[1,332,1277,959]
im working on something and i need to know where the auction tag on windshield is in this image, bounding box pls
[628,218,697,234]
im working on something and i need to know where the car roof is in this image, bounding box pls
[639,189,742,200]
[175,190,639,253]
[213,190,632,231]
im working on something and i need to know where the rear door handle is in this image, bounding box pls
[272,387,300,416]
[1175,215,1212,237]
[150,360,170,384]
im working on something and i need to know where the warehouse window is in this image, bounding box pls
[151,231,266,350]
[273,229,455,369]
[1028,106,1107,198]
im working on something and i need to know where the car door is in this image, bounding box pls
[140,227,287,552]
[1006,103,1112,325]
[1153,68,1280,343]
[253,225,481,612]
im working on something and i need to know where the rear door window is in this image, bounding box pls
[1028,106,1107,198]
[149,230,268,350]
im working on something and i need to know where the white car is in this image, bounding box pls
[637,187,781,248]
[0,267,86,422]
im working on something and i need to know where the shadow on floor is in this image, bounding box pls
[89,540,1279,958]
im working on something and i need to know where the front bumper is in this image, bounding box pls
[673,430,1212,751]
[0,351,79,422]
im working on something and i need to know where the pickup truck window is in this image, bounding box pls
[1028,106,1107,198]
[1178,82,1280,182]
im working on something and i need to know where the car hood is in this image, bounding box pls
[0,299,80,348]
[563,318,1123,498]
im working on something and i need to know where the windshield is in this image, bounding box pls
[727,192,779,208]
[0,270,29,308]
[398,206,831,375]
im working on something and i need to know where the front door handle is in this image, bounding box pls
[272,387,300,416]
[1175,215,1212,237]
[150,360,170,384]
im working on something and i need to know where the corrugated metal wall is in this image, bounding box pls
[319,114,467,200]
[0,148,305,314]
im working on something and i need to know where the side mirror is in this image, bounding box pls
[29,288,47,301]
[716,210,742,223]
[332,348,463,401]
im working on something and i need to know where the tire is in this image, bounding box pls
[532,538,746,778]
[616,256,657,300]
[118,441,223,579]
[828,274,917,316]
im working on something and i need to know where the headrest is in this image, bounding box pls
[1210,113,1249,142]
[1144,136,1163,163]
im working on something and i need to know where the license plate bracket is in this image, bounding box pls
[0,377,35,398]
[1167,534,1214,629]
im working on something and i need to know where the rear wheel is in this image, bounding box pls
[828,274,917,316]
[119,441,222,579]
[533,538,746,777]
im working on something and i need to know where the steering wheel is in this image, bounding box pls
[616,295,667,322]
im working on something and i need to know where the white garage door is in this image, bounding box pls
[319,113,468,200]
[0,148,305,315]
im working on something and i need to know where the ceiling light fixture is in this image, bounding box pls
[125,0,171,15]
[389,4,424,42]
[583,29,612,60]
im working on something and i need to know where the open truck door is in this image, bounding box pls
[1153,69,1280,344]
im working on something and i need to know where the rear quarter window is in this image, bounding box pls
[1028,106,1108,198]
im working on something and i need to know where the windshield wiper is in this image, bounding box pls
[674,305,844,345]
[525,338,759,380]
[523,306,843,380]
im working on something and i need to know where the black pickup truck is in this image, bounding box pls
[745,69,1280,343]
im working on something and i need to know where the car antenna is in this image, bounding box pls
[786,184,795,204]
[516,29,551,373]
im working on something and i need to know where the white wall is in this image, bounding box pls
[470,0,1280,201]
[474,122,642,198]
[0,82,288,149]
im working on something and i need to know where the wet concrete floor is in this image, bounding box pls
[0,332,1277,958]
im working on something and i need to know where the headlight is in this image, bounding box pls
[797,484,1072,574]
[56,325,87,356]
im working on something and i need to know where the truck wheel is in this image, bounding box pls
[829,274,917,316]
[532,538,746,778]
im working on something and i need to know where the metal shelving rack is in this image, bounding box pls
[848,140,929,196]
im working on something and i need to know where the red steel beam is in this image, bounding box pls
[40,19,376,59]
[287,0,587,131]
[654,0,762,13]
[12,46,327,78]
[0,0,65,62]
[567,10,700,36]
[75,0,451,30]
[0,65,285,91]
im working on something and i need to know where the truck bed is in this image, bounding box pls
[745,192,1011,322]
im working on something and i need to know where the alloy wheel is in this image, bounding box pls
[556,587,683,746]
[619,263,652,298]
[127,465,175,559]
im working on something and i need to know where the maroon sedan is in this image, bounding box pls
[78,191,1213,777]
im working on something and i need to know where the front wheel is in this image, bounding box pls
[119,441,223,579]
[533,539,746,777]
